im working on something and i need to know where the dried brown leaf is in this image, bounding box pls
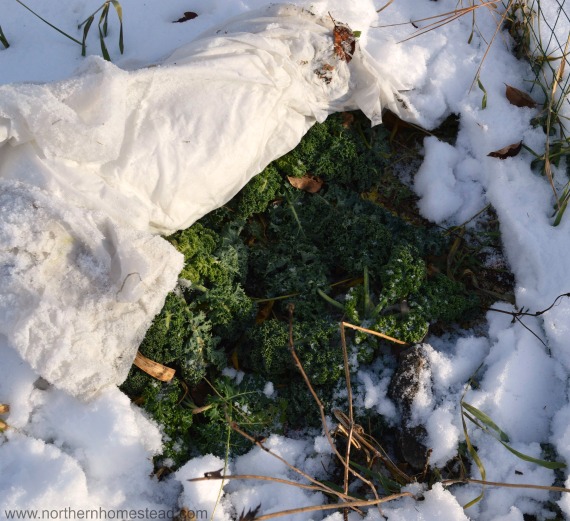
[341,112,355,128]
[134,351,175,382]
[333,24,356,63]
[173,12,198,23]
[256,300,275,324]
[488,141,523,159]
[505,84,538,109]
[287,175,323,193]
[0,404,9,414]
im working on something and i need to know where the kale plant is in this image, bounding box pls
[122,111,480,464]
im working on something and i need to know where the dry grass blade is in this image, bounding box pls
[286,305,381,505]
[188,474,329,493]
[374,1,501,35]
[251,493,413,521]
[341,321,408,345]
[442,478,570,494]
[374,0,514,92]
[333,409,412,486]
[220,308,413,520]
[340,323,355,520]
[376,0,394,14]
[544,32,570,214]
[228,421,360,505]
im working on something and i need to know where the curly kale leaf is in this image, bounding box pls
[245,318,342,386]
[237,165,282,220]
[121,373,194,466]
[413,273,479,323]
[123,293,221,387]
[377,244,427,310]
[190,375,287,457]
[274,113,390,191]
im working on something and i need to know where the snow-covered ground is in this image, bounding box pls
[1,0,570,519]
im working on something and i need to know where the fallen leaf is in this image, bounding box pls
[0,404,9,414]
[173,12,198,23]
[329,14,357,63]
[333,23,356,63]
[341,112,355,128]
[256,300,274,324]
[505,84,538,108]
[287,175,323,193]
[488,141,523,159]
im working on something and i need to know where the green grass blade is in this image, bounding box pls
[0,25,9,48]
[109,0,124,54]
[98,25,111,61]
[498,440,567,470]
[363,266,371,317]
[81,16,94,56]
[99,3,110,37]
[316,288,345,311]
[14,0,82,46]
[462,402,510,442]
[349,460,401,494]
[477,78,488,109]
[461,412,486,508]
[553,187,570,226]
[78,3,105,29]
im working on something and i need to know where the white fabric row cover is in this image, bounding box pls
[0,4,417,398]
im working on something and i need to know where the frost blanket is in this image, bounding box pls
[0,4,416,397]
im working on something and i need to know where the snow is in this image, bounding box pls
[1,0,570,520]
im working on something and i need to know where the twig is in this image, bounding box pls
[488,292,570,318]
[487,292,570,352]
